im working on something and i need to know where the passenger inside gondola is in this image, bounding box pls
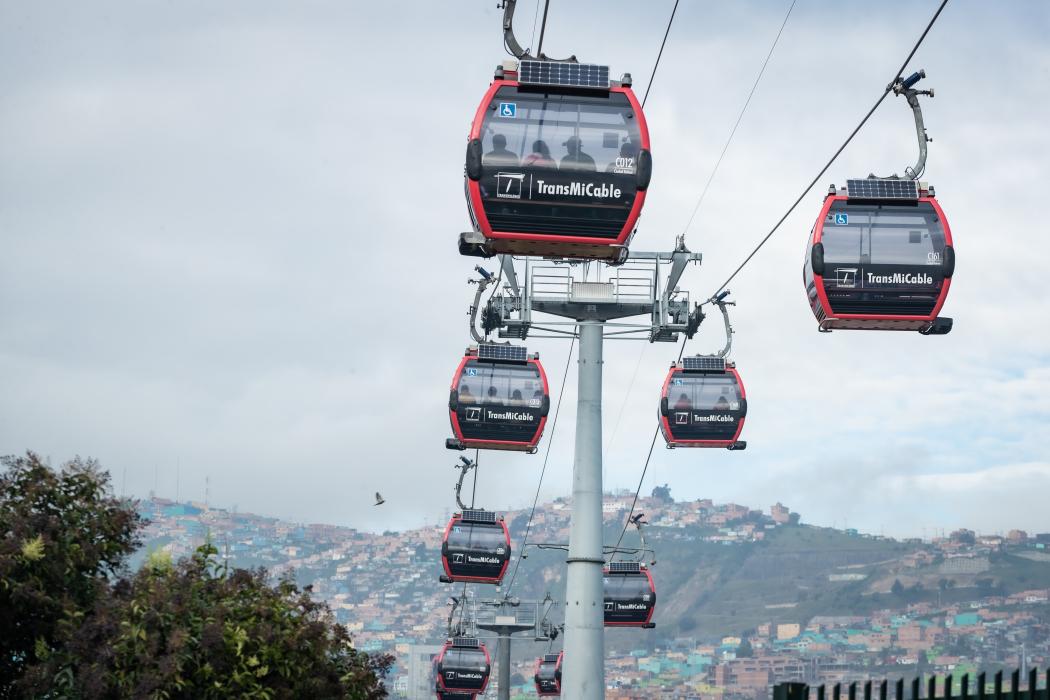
[523,139,556,168]
[606,141,638,173]
[486,385,502,405]
[484,134,519,166]
[510,389,524,405]
[560,136,596,171]
[459,385,475,403]
[714,393,730,410]
[674,392,691,410]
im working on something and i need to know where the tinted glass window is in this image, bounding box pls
[448,522,506,553]
[604,573,652,602]
[482,89,640,173]
[823,201,947,266]
[667,373,742,411]
[442,649,488,672]
[459,361,543,408]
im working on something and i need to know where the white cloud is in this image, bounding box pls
[1,0,1048,536]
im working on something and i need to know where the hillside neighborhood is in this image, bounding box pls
[136,493,1050,699]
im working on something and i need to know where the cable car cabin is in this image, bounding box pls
[534,652,563,697]
[804,179,954,334]
[447,344,549,453]
[461,59,652,262]
[440,509,511,585]
[603,562,656,628]
[659,356,747,450]
[435,638,490,695]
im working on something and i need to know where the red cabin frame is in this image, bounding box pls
[533,651,563,697]
[465,78,651,258]
[435,640,491,695]
[448,351,550,452]
[659,366,747,449]
[603,565,656,628]
[808,193,954,331]
[440,513,511,585]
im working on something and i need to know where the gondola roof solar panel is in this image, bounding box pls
[518,60,610,89]
[460,509,497,523]
[477,344,528,363]
[846,178,919,200]
[451,637,480,648]
[608,561,642,573]
[682,356,726,372]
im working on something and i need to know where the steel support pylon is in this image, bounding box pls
[562,321,605,699]
[498,632,511,700]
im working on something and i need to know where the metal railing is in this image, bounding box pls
[775,668,1050,700]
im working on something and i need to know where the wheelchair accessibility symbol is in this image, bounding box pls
[499,102,517,117]
[834,213,849,225]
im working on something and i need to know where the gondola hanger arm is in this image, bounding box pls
[705,290,736,359]
[498,0,577,62]
[453,456,477,511]
[877,69,935,180]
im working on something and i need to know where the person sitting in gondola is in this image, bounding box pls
[523,139,556,168]
[560,136,596,171]
[606,141,638,173]
[483,133,519,166]
[459,385,476,404]
[714,393,731,410]
[674,392,691,410]
[486,385,503,405]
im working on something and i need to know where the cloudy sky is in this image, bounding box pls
[2,1,1048,539]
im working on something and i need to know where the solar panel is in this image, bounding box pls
[478,343,528,363]
[682,356,726,373]
[461,509,497,524]
[543,654,560,663]
[452,637,480,648]
[518,60,610,90]
[608,561,642,573]
[846,178,919,201]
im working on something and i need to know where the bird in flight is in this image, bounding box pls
[374,492,386,506]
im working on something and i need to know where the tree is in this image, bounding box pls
[0,452,142,693]
[891,579,905,595]
[735,639,754,658]
[651,484,673,503]
[22,543,393,699]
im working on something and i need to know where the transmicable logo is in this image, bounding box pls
[486,409,535,422]
[692,413,734,423]
[867,271,934,285]
[535,179,622,199]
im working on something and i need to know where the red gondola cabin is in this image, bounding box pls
[534,652,563,696]
[604,562,656,628]
[435,638,490,695]
[659,356,747,450]
[460,59,652,262]
[804,179,954,333]
[440,510,511,585]
[447,344,549,453]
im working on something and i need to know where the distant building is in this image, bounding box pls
[402,643,442,699]
[776,623,801,641]
[770,503,791,525]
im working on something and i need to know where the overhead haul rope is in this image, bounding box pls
[611,335,686,560]
[504,331,577,596]
[611,0,952,554]
[503,0,687,594]
[680,0,797,238]
[705,0,951,300]
[604,0,795,482]
[642,0,680,108]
